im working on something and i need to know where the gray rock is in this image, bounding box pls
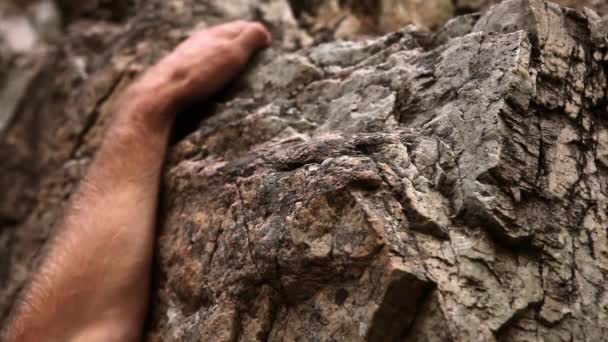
[1,0,608,341]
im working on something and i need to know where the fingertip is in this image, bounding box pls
[238,22,272,50]
[263,27,273,47]
[254,23,273,47]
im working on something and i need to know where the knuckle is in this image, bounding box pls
[171,66,190,83]
[187,29,208,42]
[217,43,246,65]
[215,41,233,55]
[231,19,249,27]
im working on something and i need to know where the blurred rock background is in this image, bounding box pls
[0,0,60,133]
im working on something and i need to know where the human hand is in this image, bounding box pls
[130,21,272,116]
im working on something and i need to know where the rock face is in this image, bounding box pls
[292,0,608,38]
[1,0,608,341]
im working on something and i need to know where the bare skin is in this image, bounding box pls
[5,21,271,342]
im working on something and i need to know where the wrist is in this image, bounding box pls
[115,79,178,133]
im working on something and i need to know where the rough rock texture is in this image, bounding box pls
[291,0,608,39]
[1,0,608,341]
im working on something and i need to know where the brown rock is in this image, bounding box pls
[1,0,608,341]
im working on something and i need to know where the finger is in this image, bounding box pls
[207,20,250,39]
[236,22,272,51]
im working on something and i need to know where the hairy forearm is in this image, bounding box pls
[5,20,271,342]
[6,84,175,342]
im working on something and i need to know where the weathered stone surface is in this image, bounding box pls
[290,0,608,40]
[1,0,608,341]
